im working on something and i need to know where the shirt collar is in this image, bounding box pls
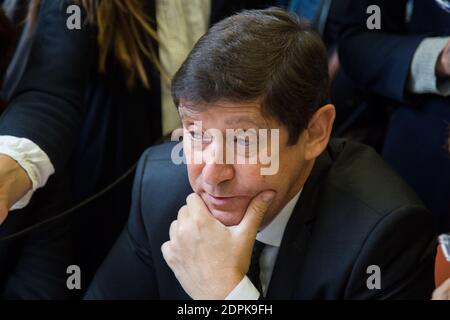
[256,189,302,247]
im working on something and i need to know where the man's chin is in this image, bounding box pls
[209,208,245,226]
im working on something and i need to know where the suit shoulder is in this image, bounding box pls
[141,142,181,162]
[326,139,427,216]
[136,142,191,229]
[138,141,189,190]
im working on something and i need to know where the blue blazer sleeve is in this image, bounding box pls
[0,0,94,172]
[338,0,427,103]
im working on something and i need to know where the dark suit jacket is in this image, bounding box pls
[85,139,436,299]
[338,0,450,233]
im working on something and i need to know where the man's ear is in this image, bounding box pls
[304,104,336,161]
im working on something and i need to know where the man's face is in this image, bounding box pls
[180,100,312,228]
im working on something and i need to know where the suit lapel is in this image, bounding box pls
[266,149,332,299]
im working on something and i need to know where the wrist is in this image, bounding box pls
[212,271,246,300]
[0,154,32,208]
[436,50,450,79]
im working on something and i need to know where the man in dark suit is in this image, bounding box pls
[338,0,450,233]
[86,8,436,299]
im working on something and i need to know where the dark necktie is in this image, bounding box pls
[247,240,265,296]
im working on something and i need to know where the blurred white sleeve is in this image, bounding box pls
[409,37,450,96]
[0,136,55,210]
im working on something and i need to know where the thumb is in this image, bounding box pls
[237,190,276,236]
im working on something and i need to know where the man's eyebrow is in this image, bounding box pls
[224,116,265,128]
[179,108,200,121]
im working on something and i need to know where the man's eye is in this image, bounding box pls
[189,131,202,141]
[189,131,213,144]
[235,137,254,147]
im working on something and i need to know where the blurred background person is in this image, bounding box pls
[339,0,450,233]
[278,0,388,151]
[0,5,72,300]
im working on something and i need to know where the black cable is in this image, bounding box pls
[0,162,138,242]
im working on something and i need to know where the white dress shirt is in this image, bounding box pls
[226,189,303,300]
[0,136,54,210]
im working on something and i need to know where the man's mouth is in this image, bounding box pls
[204,192,237,206]
[210,195,232,200]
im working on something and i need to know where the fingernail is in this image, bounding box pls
[261,191,276,203]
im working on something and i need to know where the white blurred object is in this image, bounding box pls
[435,0,450,12]
[438,234,450,262]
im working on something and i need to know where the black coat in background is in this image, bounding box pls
[0,0,86,299]
[339,0,450,233]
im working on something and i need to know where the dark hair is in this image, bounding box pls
[172,7,329,145]
[28,0,161,89]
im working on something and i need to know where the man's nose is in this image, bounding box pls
[202,162,234,186]
[201,138,234,186]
